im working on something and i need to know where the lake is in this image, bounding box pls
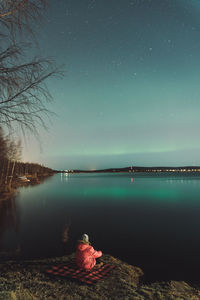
[1,172,200,282]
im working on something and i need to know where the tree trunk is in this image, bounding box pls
[9,160,16,187]
[5,159,10,185]
[0,160,5,185]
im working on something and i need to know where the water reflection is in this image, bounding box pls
[0,196,20,259]
[60,172,70,183]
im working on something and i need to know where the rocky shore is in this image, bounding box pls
[0,254,200,300]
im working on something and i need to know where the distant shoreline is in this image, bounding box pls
[60,166,200,174]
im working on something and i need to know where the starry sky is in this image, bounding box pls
[22,0,200,170]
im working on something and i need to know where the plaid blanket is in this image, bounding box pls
[45,261,115,285]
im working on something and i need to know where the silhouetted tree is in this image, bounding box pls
[0,2,60,193]
[0,0,62,134]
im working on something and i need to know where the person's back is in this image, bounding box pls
[76,233,102,271]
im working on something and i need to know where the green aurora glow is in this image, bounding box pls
[21,0,200,169]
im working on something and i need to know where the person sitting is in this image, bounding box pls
[76,233,102,271]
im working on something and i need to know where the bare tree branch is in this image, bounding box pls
[0,0,28,18]
[0,1,63,135]
[0,0,47,40]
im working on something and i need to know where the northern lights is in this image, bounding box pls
[22,0,200,170]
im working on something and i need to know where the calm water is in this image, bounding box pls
[1,172,200,282]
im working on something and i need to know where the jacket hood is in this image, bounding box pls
[77,242,90,251]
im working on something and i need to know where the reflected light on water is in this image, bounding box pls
[60,172,69,183]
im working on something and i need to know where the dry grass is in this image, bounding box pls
[0,254,200,300]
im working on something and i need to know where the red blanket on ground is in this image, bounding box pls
[45,261,115,285]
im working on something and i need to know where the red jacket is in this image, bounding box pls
[76,242,102,270]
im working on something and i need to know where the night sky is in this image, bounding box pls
[23,0,200,170]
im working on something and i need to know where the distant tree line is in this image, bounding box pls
[0,127,54,190]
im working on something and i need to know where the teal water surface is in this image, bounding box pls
[1,172,200,282]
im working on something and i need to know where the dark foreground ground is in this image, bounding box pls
[0,253,200,300]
